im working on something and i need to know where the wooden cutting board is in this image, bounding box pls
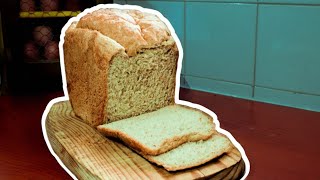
[45,101,244,180]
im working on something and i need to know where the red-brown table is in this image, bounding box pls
[1,88,319,179]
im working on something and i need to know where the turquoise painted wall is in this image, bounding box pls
[114,0,320,112]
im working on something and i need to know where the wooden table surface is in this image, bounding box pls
[1,88,319,179]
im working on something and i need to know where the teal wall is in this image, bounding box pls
[114,0,320,112]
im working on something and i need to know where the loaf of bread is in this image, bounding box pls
[63,6,237,173]
[97,104,215,156]
[63,8,179,126]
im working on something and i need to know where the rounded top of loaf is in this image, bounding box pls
[76,8,171,56]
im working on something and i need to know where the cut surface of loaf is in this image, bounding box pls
[97,104,215,156]
[63,8,178,126]
[106,38,177,121]
[144,133,233,171]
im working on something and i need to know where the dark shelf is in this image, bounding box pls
[24,59,60,64]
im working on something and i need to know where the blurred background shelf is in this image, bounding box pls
[24,59,59,63]
[19,11,81,18]
[0,0,113,95]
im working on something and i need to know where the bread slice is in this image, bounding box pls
[143,133,233,171]
[97,104,215,156]
[63,8,179,126]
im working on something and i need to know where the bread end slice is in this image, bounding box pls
[143,133,234,171]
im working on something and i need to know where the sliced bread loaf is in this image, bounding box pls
[97,104,215,156]
[63,8,179,126]
[144,133,233,171]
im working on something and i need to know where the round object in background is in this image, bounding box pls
[44,41,59,60]
[40,0,59,11]
[65,0,81,11]
[24,41,39,61]
[20,0,36,12]
[33,26,53,46]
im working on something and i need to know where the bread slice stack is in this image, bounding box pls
[97,104,233,171]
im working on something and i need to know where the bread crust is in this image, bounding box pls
[77,8,170,56]
[64,26,125,126]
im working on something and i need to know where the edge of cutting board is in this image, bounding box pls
[45,101,245,180]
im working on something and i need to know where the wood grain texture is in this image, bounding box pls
[45,101,244,180]
[2,88,320,179]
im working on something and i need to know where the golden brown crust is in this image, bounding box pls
[76,8,170,56]
[64,26,125,126]
[126,9,170,46]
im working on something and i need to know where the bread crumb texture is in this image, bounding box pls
[64,8,178,126]
[107,44,177,122]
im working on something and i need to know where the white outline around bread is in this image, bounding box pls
[41,4,251,179]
